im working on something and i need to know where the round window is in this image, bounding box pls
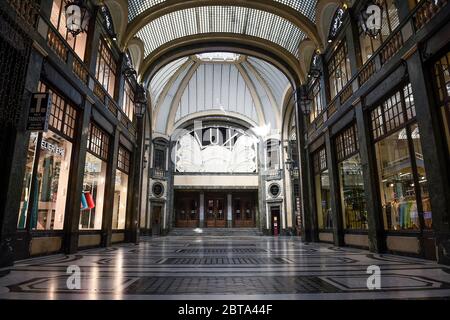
[152,183,164,197]
[269,183,281,197]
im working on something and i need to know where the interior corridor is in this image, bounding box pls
[1,235,450,300]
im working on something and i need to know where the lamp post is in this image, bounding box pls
[297,87,312,116]
[134,86,147,118]
[65,0,90,36]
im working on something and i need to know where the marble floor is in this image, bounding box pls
[1,235,450,300]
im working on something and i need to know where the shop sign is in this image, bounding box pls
[27,93,52,132]
[41,140,65,157]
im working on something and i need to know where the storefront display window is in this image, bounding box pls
[80,124,109,230]
[313,148,332,229]
[50,0,88,60]
[112,146,131,230]
[335,124,368,230]
[372,83,432,231]
[17,82,77,230]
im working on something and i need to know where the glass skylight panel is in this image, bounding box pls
[275,0,318,22]
[128,1,318,22]
[150,57,189,105]
[128,0,166,21]
[136,6,306,58]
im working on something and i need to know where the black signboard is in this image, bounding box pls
[26,93,51,132]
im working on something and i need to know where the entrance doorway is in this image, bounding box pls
[205,194,226,228]
[151,204,163,236]
[175,192,199,227]
[271,206,281,236]
[233,193,256,227]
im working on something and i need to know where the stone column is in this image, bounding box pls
[199,192,205,228]
[295,87,314,242]
[325,130,344,246]
[227,194,233,228]
[0,45,44,266]
[64,97,93,254]
[406,49,450,264]
[101,126,120,247]
[355,101,385,253]
[127,114,145,244]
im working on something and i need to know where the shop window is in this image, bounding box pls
[372,84,432,231]
[335,124,368,230]
[328,40,352,99]
[309,80,323,123]
[123,80,135,121]
[359,0,400,64]
[17,82,77,230]
[95,38,117,98]
[433,51,450,163]
[80,124,110,230]
[50,0,87,60]
[313,147,332,230]
[112,146,131,230]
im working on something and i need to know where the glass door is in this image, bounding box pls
[233,193,256,227]
[205,194,226,228]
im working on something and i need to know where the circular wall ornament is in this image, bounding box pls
[152,182,164,197]
[269,183,281,198]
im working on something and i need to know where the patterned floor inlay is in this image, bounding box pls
[0,236,450,300]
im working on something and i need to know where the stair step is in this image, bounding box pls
[169,228,263,236]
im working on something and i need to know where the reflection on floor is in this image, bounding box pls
[1,236,450,300]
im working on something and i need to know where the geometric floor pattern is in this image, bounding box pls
[1,235,450,300]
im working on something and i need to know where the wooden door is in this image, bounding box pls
[205,194,226,228]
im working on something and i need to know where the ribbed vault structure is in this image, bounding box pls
[151,53,291,135]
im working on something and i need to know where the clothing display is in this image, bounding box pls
[390,198,419,230]
[81,193,88,210]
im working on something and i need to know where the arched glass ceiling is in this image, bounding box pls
[136,6,307,58]
[246,57,290,107]
[149,57,190,104]
[128,0,318,22]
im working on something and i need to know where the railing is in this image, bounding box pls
[72,56,89,85]
[6,0,39,27]
[42,20,140,138]
[47,27,68,62]
[380,29,404,65]
[151,168,167,179]
[264,169,282,180]
[358,59,376,86]
[306,0,448,137]
[340,82,353,104]
[414,0,448,30]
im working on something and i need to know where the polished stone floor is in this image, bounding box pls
[1,235,450,300]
